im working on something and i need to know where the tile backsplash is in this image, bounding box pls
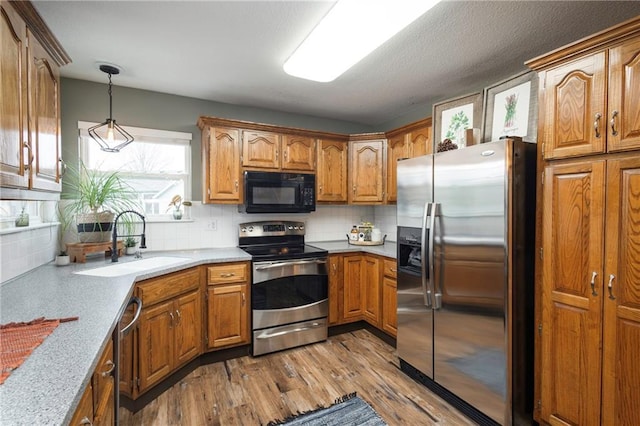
[0,203,398,284]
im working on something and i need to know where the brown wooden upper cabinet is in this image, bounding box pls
[531,33,640,160]
[202,126,242,203]
[348,135,386,204]
[385,118,432,202]
[0,1,69,194]
[242,130,315,172]
[316,139,348,203]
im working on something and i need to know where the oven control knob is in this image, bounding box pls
[241,227,246,232]
[293,226,298,230]
[299,225,304,230]
[248,226,254,232]
[288,226,293,230]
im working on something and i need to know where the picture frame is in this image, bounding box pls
[481,70,538,143]
[433,92,483,150]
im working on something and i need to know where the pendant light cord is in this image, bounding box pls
[108,72,113,121]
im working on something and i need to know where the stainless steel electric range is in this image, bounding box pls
[238,221,328,356]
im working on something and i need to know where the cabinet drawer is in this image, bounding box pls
[383,258,397,278]
[207,262,248,285]
[92,338,114,413]
[138,267,200,306]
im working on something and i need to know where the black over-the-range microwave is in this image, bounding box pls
[240,171,316,214]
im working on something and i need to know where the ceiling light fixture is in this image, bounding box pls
[88,64,134,153]
[283,0,441,83]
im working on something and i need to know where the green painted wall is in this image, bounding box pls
[60,78,374,200]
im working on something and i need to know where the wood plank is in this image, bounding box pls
[120,330,474,425]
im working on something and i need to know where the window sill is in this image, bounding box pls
[0,222,59,236]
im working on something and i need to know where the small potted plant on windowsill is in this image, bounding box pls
[124,237,138,255]
[167,195,192,220]
[55,202,71,266]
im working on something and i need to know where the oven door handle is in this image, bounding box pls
[256,322,325,339]
[254,258,327,270]
[120,296,142,337]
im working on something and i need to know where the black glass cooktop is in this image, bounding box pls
[241,244,327,261]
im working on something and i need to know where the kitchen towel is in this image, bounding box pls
[0,316,78,384]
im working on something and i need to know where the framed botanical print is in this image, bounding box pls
[482,71,538,143]
[433,92,483,150]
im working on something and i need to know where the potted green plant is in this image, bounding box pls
[55,202,71,266]
[124,236,138,255]
[62,161,138,243]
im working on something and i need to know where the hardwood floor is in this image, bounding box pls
[121,329,474,425]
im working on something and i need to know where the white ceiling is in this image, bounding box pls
[32,1,640,127]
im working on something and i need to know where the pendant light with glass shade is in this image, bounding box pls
[88,64,134,152]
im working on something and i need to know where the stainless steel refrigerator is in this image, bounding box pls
[396,139,535,425]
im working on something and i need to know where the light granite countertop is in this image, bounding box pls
[0,247,250,426]
[309,240,397,259]
[0,242,395,425]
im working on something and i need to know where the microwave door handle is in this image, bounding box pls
[421,202,432,307]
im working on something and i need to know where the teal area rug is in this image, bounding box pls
[267,393,387,426]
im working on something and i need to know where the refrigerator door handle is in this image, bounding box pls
[429,203,439,310]
[421,202,433,307]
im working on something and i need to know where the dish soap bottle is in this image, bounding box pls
[349,225,359,241]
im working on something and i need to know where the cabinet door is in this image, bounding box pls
[174,289,202,367]
[386,134,408,203]
[540,160,605,426]
[207,283,248,349]
[602,157,640,425]
[362,255,380,326]
[138,300,174,393]
[204,127,241,202]
[408,125,432,157]
[282,135,315,171]
[242,130,280,169]
[542,53,606,159]
[349,140,385,203]
[0,3,29,189]
[382,276,397,337]
[28,30,61,192]
[607,35,640,153]
[328,254,343,325]
[342,255,364,320]
[316,139,348,202]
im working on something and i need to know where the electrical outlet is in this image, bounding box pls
[208,220,217,231]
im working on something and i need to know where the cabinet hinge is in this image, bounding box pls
[539,247,543,260]
[538,323,542,336]
[136,377,140,389]
[541,143,545,159]
[537,399,541,411]
[541,171,544,185]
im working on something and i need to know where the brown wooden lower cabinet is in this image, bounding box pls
[136,267,202,395]
[70,339,114,425]
[206,262,250,349]
[328,252,395,335]
[381,259,397,337]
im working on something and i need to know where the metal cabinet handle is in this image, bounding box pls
[101,359,115,377]
[176,309,181,325]
[594,113,602,138]
[610,110,619,136]
[390,268,397,273]
[120,296,142,337]
[23,142,34,170]
[242,292,246,306]
[169,312,175,327]
[590,271,598,296]
[59,158,67,177]
[235,180,238,190]
[332,263,337,272]
[80,416,93,425]
[607,274,616,300]
[220,272,235,278]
